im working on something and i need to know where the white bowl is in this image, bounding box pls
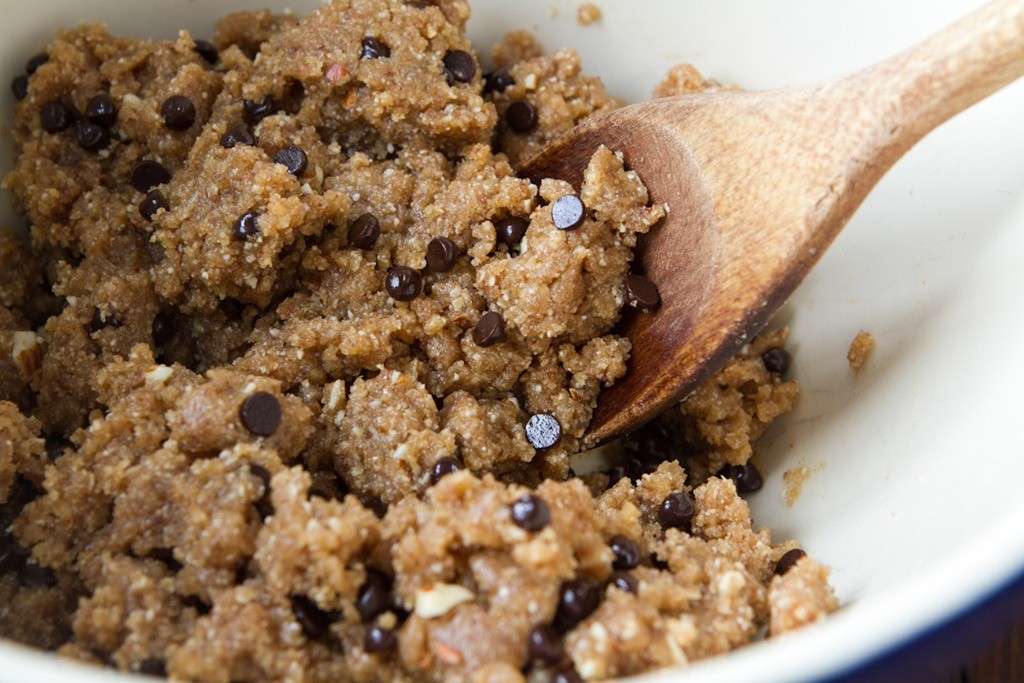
[2,1,1023,681]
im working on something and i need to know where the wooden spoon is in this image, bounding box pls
[523,0,1024,446]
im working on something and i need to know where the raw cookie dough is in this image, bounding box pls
[0,1,836,681]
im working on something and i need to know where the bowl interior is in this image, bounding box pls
[2,1,1023,681]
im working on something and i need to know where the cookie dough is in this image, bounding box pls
[0,1,835,680]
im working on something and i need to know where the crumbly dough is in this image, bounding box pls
[576,4,603,27]
[0,2,836,680]
[847,330,876,373]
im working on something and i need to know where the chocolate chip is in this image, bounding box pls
[233,211,260,241]
[527,624,563,664]
[472,311,506,347]
[131,160,172,193]
[138,658,167,677]
[357,570,393,622]
[762,347,791,376]
[274,145,308,176]
[775,548,806,576]
[429,456,462,485]
[505,101,538,133]
[494,216,528,249]
[84,94,117,127]
[609,535,640,570]
[220,124,255,149]
[482,68,515,95]
[25,53,48,76]
[551,195,585,231]
[658,491,695,531]
[625,274,660,310]
[239,392,282,437]
[621,418,682,466]
[291,595,332,639]
[510,494,550,532]
[525,413,561,451]
[249,464,274,519]
[360,37,391,59]
[161,95,196,131]
[40,100,72,133]
[442,49,476,84]
[193,39,219,65]
[140,191,168,222]
[426,236,458,273]
[151,310,175,347]
[717,463,764,494]
[554,578,601,631]
[74,120,110,151]
[385,266,422,301]
[243,96,277,127]
[18,561,57,588]
[553,667,584,683]
[610,571,638,594]
[11,76,28,101]
[364,625,398,653]
[348,213,380,249]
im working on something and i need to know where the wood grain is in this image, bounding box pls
[950,619,1024,683]
[524,0,1024,446]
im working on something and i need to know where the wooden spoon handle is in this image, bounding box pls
[834,0,1024,165]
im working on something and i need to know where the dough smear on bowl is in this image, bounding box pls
[0,1,836,680]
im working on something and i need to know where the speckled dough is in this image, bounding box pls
[0,1,836,680]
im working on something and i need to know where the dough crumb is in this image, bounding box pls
[847,331,876,373]
[577,3,603,26]
[783,463,823,507]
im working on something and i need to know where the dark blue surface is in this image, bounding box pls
[819,568,1024,683]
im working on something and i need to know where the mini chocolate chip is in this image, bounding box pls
[364,625,398,653]
[505,101,538,133]
[525,413,561,451]
[249,464,274,519]
[426,236,458,273]
[625,274,660,310]
[40,100,72,133]
[510,494,550,532]
[385,266,422,301]
[25,53,48,75]
[291,595,332,639]
[161,95,196,131]
[472,311,506,347]
[658,491,695,531]
[243,96,277,126]
[274,145,308,176]
[193,39,219,64]
[240,392,282,437]
[84,94,117,127]
[609,535,640,570]
[762,347,791,376]
[527,624,563,664]
[139,191,168,222]
[717,463,764,494]
[138,658,167,677]
[360,36,391,59]
[18,561,57,588]
[494,216,528,249]
[554,578,601,631]
[131,160,172,193]
[151,310,175,347]
[442,49,476,84]
[429,456,462,485]
[553,667,584,683]
[551,194,585,230]
[11,76,29,101]
[775,548,807,576]
[74,120,110,151]
[483,68,515,95]
[357,570,393,622]
[610,571,638,594]
[221,124,255,149]
[234,211,260,241]
[348,213,380,249]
